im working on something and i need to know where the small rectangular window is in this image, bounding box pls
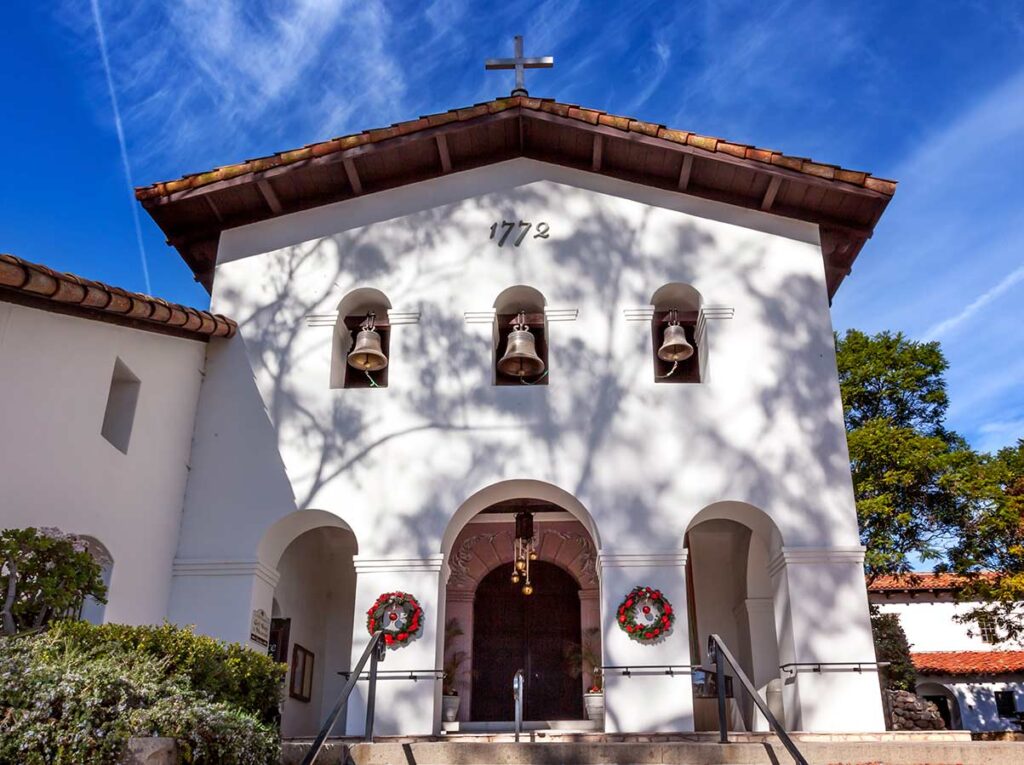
[978,614,1001,644]
[995,690,1017,718]
[101,358,140,454]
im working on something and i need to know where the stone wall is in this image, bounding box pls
[886,689,946,730]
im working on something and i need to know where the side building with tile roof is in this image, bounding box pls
[869,573,1024,732]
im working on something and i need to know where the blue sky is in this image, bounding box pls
[2,1,1022,454]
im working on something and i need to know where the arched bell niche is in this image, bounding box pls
[492,285,548,385]
[330,287,392,389]
[650,282,704,383]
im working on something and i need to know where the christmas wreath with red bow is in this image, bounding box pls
[616,585,674,643]
[366,591,423,648]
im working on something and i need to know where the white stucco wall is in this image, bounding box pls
[0,302,205,624]
[873,596,1000,652]
[170,158,880,732]
[922,676,1024,732]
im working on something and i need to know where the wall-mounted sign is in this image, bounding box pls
[250,608,271,647]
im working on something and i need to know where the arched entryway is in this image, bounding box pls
[918,682,963,730]
[441,481,601,726]
[258,510,358,738]
[473,561,583,720]
[685,502,783,732]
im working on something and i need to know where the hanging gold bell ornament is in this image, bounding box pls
[497,311,545,378]
[347,313,388,371]
[658,310,694,362]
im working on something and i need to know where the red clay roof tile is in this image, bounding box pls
[0,253,235,341]
[912,651,1024,676]
[135,97,895,203]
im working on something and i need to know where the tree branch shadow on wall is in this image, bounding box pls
[193,177,876,732]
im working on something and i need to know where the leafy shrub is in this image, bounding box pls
[0,630,279,765]
[0,527,106,635]
[45,620,285,722]
[871,605,917,692]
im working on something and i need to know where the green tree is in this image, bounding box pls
[870,605,916,692]
[0,527,106,636]
[942,440,1024,641]
[836,330,969,578]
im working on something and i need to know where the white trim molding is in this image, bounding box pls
[353,553,446,574]
[598,551,688,569]
[172,558,280,589]
[768,546,866,578]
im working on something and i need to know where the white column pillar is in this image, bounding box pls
[769,546,885,732]
[739,597,777,731]
[167,559,279,649]
[600,551,693,733]
[445,589,475,721]
[346,554,445,736]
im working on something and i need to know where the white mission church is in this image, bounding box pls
[0,45,898,740]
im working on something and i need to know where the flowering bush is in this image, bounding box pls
[46,621,285,723]
[0,527,106,635]
[0,629,279,765]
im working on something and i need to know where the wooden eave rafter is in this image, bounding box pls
[137,100,894,295]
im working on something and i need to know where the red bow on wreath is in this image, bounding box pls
[366,591,424,649]
[616,585,675,643]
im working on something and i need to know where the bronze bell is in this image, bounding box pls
[347,315,388,372]
[658,321,694,362]
[498,314,545,377]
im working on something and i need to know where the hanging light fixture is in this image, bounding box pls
[511,511,537,595]
[347,312,389,371]
[497,311,545,378]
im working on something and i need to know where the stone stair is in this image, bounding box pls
[280,734,1024,765]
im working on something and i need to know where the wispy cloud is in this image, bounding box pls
[921,264,1024,341]
[90,0,150,293]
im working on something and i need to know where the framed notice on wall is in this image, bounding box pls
[290,644,315,702]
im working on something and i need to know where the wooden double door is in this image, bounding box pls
[471,561,583,721]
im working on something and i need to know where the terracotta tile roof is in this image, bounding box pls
[135,96,896,201]
[0,253,236,340]
[868,573,997,593]
[913,651,1024,676]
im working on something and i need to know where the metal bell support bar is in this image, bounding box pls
[497,311,545,378]
[347,312,389,372]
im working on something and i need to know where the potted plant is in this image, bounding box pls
[566,627,605,723]
[442,617,467,722]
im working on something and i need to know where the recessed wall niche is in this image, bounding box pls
[650,282,703,384]
[493,285,548,386]
[101,358,141,453]
[330,288,392,389]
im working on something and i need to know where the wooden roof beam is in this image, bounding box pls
[256,180,283,215]
[343,158,363,195]
[761,175,782,211]
[591,134,603,171]
[677,154,694,191]
[436,134,452,173]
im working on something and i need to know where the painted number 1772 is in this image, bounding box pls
[489,220,550,247]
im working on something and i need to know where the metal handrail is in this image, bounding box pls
[780,661,890,675]
[600,663,700,677]
[337,668,445,680]
[301,631,385,765]
[708,634,808,765]
[513,669,525,742]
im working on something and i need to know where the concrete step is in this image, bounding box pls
[280,737,1024,765]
